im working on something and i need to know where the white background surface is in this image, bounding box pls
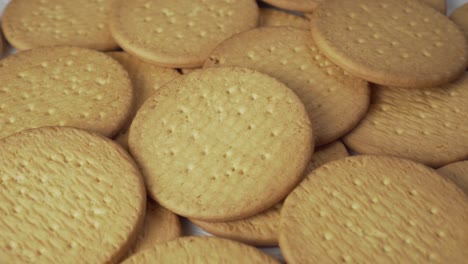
[0,0,467,262]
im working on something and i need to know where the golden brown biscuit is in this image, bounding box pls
[343,73,468,167]
[259,8,309,29]
[0,47,133,140]
[262,0,322,12]
[437,160,468,195]
[0,30,4,56]
[280,155,468,263]
[191,141,349,246]
[205,27,369,146]
[1,0,118,51]
[107,52,180,149]
[310,0,467,88]
[129,67,313,221]
[451,3,468,42]
[129,200,181,254]
[109,0,259,68]
[419,0,446,13]
[0,127,146,263]
[123,236,279,263]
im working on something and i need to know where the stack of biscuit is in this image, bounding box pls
[0,0,467,263]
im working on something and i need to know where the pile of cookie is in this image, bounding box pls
[0,0,467,263]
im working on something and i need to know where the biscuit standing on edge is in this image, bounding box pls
[420,0,447,13]
[261,0,322,12]
[0,30,4,56]
[343,73,468,168]
[205,27,369,146]
[0,47,133,140]
[0,127,146,263]
[128,200,181,254]
[1,0,118,51]
[259,8,309,29]
[191,141,349,246]
[128,67,313,221]
[437,161,468,195]
[310,0,468,88]
[451,3,468,43]
[123,237,279,264]
[280,155,468,263]
[109,0,259,68]
[107,52,180,149]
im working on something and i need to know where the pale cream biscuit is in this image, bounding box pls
[129,200,181,254]
[123,236,279,263]
[205,27,369,146]
[262,0,322,12]
[280,155,468,263]
[109,0,259,68]
[0,127,146,263]
[107,52,180,149]
[0,47,133,140]
[310,0,467,88]
[437,160,468,195]
[343,73,468,168]
[1,0,118,51]
[451,3,468,42]
[259,8,309,29]
[128,67,313,221]
[191,141,349,246]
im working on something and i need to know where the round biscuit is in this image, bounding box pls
[451,3,468,43]
[261,0,322,12]
[259,8,309,30]
[343,73,468,167]
[107,52,180,149]
[191,141,349,246]
[109,0,259,68]
[437,160,468,195]
[128,67,313,221]
[310,0,468,88]
[0,46,133,140]
[280,155,468,263]
[0,127,146,263]
[128,200,181,254]
[1,0,117,51]
[204,27,369,146]
[123,236,279,263]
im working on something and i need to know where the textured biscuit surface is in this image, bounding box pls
[0,47,133,140]
[107,52,180,149]
[259,8,309,29]
[343,73,468,168]
[451,3,468,42]
[310,0,467,88]
[123,236,279,264]
[262,0,322,12]
[109,0,258,68]
[437,160,468,195]
[1,0,117,51]
[0,127,146,263]
[419,0,446,13]
[129,201,181,254]
[129,67,313,221]
[205,27,369,145]
[280,155,468,264]
[191,141,349,246]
